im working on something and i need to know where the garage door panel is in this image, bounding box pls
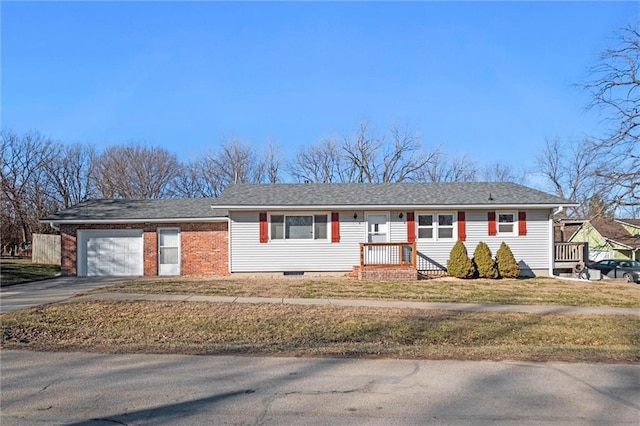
[79,230,143,277]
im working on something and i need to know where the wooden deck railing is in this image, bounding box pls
[359,242,417,267]
[554,242,588,269]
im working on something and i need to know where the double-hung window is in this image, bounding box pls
[270,214,328,240]
[417,213,455,240]
[497,212,516,235]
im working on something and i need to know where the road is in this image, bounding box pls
[1,350,638,425]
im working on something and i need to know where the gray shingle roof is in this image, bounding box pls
[213,182,573,207]
[43,198,223,223]
[43,182,574,223]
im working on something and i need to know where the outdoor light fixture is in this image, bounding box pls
[353,212,358,220]
[399,212,404,219]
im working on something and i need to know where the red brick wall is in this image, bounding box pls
[60,225,78,276]
[59,222,228,277]
[358,265,418,281]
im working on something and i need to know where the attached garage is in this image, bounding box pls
[77,229,143,277]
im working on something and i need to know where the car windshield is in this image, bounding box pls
[623,260,640,268]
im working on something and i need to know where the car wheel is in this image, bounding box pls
[622,273,634,283]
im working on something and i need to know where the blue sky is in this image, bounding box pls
[2,1,638,179]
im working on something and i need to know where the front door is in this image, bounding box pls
[365,213,389,264]
[367,213,389,243]
[158,228,180,276]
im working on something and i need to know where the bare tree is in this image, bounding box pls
[582,25,640,211]
[1,131,56,252]
[288,138,343,183]
[417,150,478,183]
[44,143,96,208]
[480,162,520,183]
[262,140,282,184]
[90,144,180,199]
[535,137,601,218]
[341,121,381,183]
[381,124,438,182]
[290,122,438,184]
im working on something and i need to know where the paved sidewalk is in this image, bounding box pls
[73,292,640,316]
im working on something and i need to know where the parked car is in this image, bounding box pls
[587,259,640,283]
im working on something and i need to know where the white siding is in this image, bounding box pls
[415,209,552,273]
[230,211,365,272]
[229,209,553,274]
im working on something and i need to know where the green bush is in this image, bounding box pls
[447,240,476,279]
[496,242,520,278]
[473,241,499,279]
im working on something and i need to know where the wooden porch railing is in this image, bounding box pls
[554,242,588,269]
[359,242,417,268]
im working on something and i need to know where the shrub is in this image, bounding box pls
[496,242,520,278]
[447,240,476,279]
[473,241,499,279]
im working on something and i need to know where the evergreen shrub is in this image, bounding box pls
[496,242,520,278]
[474,241,499,279]
[446,240,476,279]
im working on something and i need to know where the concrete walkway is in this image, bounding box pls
[73,292,640,316]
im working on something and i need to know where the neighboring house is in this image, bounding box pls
[42,182,575,279]
[567,218,640,261]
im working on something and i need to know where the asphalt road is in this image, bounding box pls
[1,350,639,425]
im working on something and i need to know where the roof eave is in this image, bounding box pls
[213,203,577,211]
[41,217,228,225]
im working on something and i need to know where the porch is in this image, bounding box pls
[354,241,590,280]
[553,242,588,272]
[356,242,417,280]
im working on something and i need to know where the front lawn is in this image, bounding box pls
[2,301,637,363]
[95,276,640,307]
[3,275,638,363]
[0,259,60,286]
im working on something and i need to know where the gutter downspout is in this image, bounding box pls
[550,206,564,276]
[49,221,60,232]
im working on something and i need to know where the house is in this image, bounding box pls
[567,218,640,261]
[42,182,575,279]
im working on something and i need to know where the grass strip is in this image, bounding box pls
[2,301,638,363]
[96,277,640,307]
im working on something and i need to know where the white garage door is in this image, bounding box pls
[79,230,143,277]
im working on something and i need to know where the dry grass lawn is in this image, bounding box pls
[3,276,638,362]
[2,300,637,363]
[94,276,640,307]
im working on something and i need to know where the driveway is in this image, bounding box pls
[2,351,639,425]
[0,276,132,313]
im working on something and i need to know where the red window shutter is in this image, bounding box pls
[406,212,416,243]
[331,212,340,243]
[259,212,268,243]
[488,211,497,236]
[518,211,527,236]
[457,211,466,241]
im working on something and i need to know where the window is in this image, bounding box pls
[418,214,433,239]
[497,212,516,235]
[417,213,455,240]
[270,214,328,240]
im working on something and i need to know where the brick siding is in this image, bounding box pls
[358,265,418,281]
[59,222,228,277]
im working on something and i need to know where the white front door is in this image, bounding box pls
[365,213,389,264]
[367,213,389,243]
[158,228,180,276]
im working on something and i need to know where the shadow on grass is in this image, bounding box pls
[0,259,60,287]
